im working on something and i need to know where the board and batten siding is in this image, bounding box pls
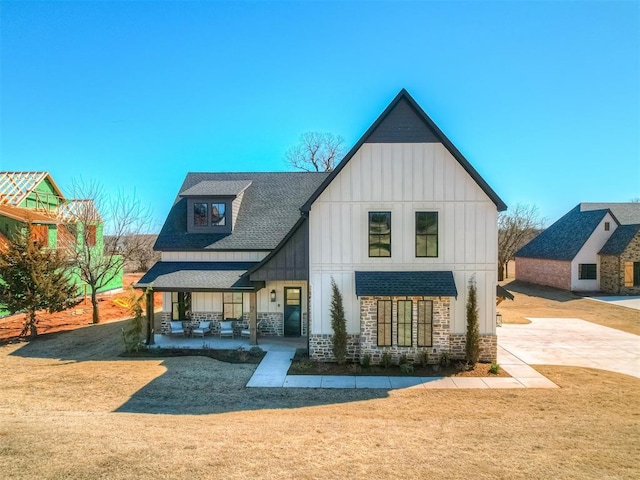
[308,143,498,337]
[162,280,306,321]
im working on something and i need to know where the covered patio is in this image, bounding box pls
[150,333,307,352]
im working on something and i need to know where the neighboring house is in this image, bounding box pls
[137,89,507,363]
[0,172,123,316]
[515,203,640,294]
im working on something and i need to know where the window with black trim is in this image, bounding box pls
[604,222,610,231]
[417,300,433,347]
[416,212,438,257]
[171,292,191,320]
[211,203,226,226]
[223,292,243,319]
[194,203,208,226]
[397,300,412,347]
[369,212,391,257]
[578,264,597,280]
[377,300,392,346]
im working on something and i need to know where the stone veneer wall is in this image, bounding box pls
[449,334,497,363]
[161,311,287,337]
[600,232,640,295]
[515,257,571,290]
[358,296,451,365]
[308,334,360,362]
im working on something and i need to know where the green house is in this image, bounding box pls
[0,172,123,316]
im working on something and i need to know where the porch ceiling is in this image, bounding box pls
[135,261,263,292]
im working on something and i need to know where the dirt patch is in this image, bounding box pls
[498,279,640,335]
[0,273,162,343]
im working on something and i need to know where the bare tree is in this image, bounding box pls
[498,203,545,281]
[62,179,153,324]
[285,132,345,172]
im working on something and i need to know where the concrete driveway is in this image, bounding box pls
[498,318,640,379]
[587,296,640,311]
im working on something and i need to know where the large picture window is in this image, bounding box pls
[223,292,243,319]
[417,300,433,347]
[416,212,438,257]
[377,300,392,346]
[397,300,412,347]
[369,212,391,257]
[578,264,597,280]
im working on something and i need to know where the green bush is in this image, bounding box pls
[398,354,408,366]
[419,351,430,367]
[249,346,264,357]
[360,353,371,368]
[439,352,451,368]
[330,278,348,364]
[465,276,480,366]
[400,363,414,375]
[381,352,392,369]
[489,362,500,375]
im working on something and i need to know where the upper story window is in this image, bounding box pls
[369,212,391,257]
[604,222,610,231]
[416,212,438,257]
[187,198,232,233]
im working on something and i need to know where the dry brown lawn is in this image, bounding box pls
[499,279,640,335]
[1,316,639,479]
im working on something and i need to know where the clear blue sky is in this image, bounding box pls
[1,1,638,231]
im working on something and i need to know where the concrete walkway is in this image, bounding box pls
[246,345,558,389]
[498,318,640,378]
[586,295,640,311]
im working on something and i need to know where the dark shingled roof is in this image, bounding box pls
[179,180,252,197]
[599,224,640,255]
[135,262,260,291]
[515,205,609,261]
[155,172,329,251]
[355,271,458,297]
[581,203,640,225]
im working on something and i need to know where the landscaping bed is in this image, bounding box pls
[121,346,265,364]
[288,350,509,377]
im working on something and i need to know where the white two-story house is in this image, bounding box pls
[137,89,507,363]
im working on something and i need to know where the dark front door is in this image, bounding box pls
[284,287,302,336]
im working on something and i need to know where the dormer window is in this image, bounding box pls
[189,199,232,232]
[182,179,252,234]
[211,203,226,226]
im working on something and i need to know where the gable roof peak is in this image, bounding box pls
[301,89,507,212]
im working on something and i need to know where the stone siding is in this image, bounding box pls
[515,257,571,290]
[600,230,640,294]
[449,334,497,363]
[308,334,360,362]
[359,296,451,365]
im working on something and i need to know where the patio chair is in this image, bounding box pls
[240,319,262,338]
[192,321,212,338]
[219,320,234,338]
[169,321,185,336]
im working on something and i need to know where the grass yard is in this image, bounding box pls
[1,315,639,479]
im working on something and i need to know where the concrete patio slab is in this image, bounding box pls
[483,377,526,389]
[499,318,640,378]
[451,377,489,388]
[586,296,640,311]
[501,364,545,378]
[283,375,323,388]
[421,377,457,389]
[321,376,356,388]
[355,376,392,389]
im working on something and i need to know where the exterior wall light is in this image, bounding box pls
[270,289,276,302]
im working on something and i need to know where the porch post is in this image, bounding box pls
[145,288,155,346]
[249,291,257,345]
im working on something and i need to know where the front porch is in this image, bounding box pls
[150,333,307,352]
